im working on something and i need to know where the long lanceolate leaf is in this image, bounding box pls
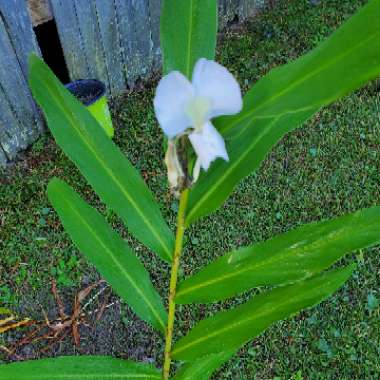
[172,265,355,361]
[0,356,160,380]
[161,0,217,78]
[48,179,167,333]
[186,0,380,224]
[176,207,380,304]
[29,55,174,263]
[172,351,235,380]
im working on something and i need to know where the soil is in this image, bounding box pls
[3,281,163,367]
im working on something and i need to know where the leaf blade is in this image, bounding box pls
[161,0,217,78]
[48,178,167,333]
[0,356,160,379]
[173,351,235,380]
[177,207,380,304]
[172,351,235,380]
[29,55,174,262]
[187,111,315,224]
[172,265,355,361]
[186,0,380,224]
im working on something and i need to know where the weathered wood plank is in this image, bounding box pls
[0,0,40,77]
[0,12,41,155]
[228,0,240,22]
[218,0,230,29]
[0,0,43,133]
[115,0,154,86]
[219,0,265,28]
[238,0,248,19]
[94,0,125,93]
[0,83,28,160]
[0,145,6,166]
[72,0,108,86]
[113,0,132,86]
[246,0,268,17]
[148,0,161,70]
[50,0,90,80]
[128,0,154,77]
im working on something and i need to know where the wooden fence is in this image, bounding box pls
[0,0,43,166]
[0,0,270,167]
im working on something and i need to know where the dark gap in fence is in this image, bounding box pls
[227,13,240,27]
[34,19,70,84]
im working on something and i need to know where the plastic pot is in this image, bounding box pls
[65,79,114,138]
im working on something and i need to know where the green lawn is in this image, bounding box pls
[1,0,379,379]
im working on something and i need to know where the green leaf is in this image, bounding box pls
[161,0,217,78]
[0,356,160,379]
[186,0,380,224]
[29,55,174,263]
[172,351,234,380]
[47,178,167,333]
[176,207,380,304]
[172,265,355,361]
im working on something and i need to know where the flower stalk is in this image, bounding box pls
[162,188,190,380]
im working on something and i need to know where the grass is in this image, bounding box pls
[1,0,379,379]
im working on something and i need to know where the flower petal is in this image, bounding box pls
[192,58,243,119]
[189,122,229,171]
[192,158,202,183]
[154,71,194,138]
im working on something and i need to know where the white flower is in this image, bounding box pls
[154,58,242,174]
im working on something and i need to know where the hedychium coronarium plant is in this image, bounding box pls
[2,0,380,379]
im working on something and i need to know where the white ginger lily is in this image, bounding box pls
[154,58,243,179]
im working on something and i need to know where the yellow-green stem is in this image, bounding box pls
[162,189,189,380]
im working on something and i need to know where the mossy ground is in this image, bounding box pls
[0,0,379,379]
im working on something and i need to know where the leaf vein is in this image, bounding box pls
[64,199,166,332]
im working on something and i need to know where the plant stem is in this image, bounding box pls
[162,189,189,380]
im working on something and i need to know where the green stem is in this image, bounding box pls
[162,189,189,380]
